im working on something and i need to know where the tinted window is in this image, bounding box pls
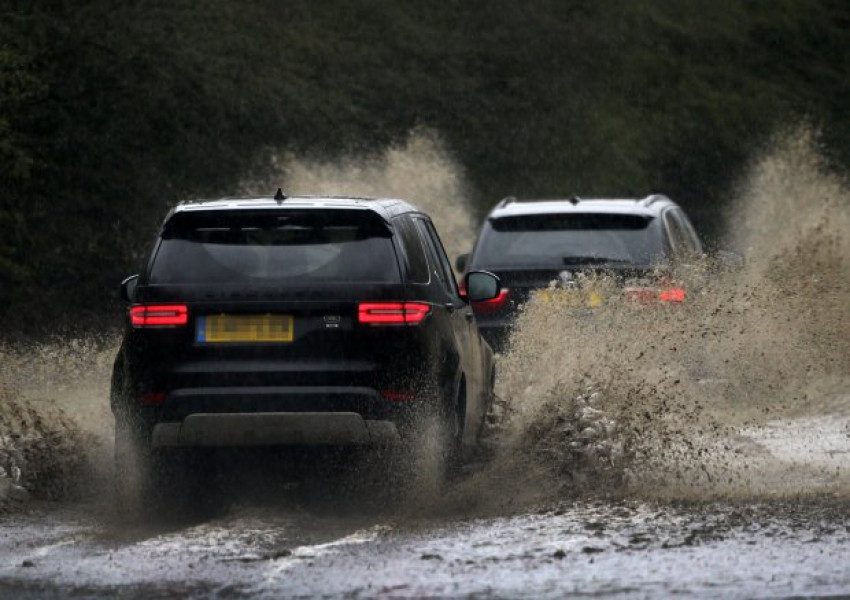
[422,220,461,296]
[663,210,699,259]
[392,216,430,284]
[471,213,663,268]
[677,210,703,254]
[413,218,455,296]
[150,209,401,284]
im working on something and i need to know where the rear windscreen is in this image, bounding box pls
[472,213,662,268]
[149,209,401,284]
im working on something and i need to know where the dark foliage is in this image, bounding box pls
[1,0,848,334]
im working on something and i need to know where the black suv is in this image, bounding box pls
[456,195,703,350]
[111,193,500,506]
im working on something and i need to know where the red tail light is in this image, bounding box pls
[130,304,188,327]
[380,390,416,402]
[358,302,431,325]
[624,287,686,304]
[140,392,166,405]
[659,287,686,303]
[471,288,511,315]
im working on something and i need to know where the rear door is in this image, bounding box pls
[128,208,412,411]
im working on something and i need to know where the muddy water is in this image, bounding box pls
[240,128,477,262]
[0,128,848,598]
[1,492,849,599]
[488,128,850,503]
[0,337,116,505]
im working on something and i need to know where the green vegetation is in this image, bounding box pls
[1,0,848,333]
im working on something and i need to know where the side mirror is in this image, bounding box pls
[455,253,470,273]
[120,274,140,303]
[465,271,501,302]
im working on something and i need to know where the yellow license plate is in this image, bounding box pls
[535,289,604,308]
[198,314,294,343]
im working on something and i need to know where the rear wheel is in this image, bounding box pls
[477,367,498,440]
[113,418,154,517]
[440,379,465,478]
[114,419,220,520]
[403,377,466,488]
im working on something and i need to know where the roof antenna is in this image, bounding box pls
[569,195,581,205]
[274,188,287,203]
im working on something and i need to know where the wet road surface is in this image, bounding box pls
[1,415,848,600]
[1,497,849,599]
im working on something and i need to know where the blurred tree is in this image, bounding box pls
[0,0,847,333]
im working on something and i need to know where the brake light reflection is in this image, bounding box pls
[471,288,511,314]
[623,287,686,304]
[140,392,166,405]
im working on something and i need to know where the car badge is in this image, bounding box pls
[323,315,341,328]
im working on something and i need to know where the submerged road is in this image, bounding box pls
[0,415,848,600]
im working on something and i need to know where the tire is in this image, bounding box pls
[113,417,155,518]
[322,381,465,508]
[439,379,465,479]
[476,367,497,442]
[399,378,465,489]
[114,419,220,520]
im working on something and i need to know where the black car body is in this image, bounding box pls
[457,195,703,350]
[111,194,500,505]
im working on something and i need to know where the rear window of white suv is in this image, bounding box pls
[472,213,663,268]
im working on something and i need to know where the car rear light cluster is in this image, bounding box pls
[623,287,686,304]
[658,287,686,302]
[358,302,431,325]
[380,389,417,402]
[470,288,511,314]
[140,392,167,405]
[130,304,188,327]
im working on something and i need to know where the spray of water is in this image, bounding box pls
[241,128,476,261]
[488,127,850,502]
[1,127,847,512]
[0,129,476,507]
[0,337,116,503]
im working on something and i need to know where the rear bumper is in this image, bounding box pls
[159,386,402,422]
[151,412,400,448]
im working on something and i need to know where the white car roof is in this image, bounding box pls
[488,196,674,219]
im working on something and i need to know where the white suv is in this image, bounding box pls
[456,195,703,350]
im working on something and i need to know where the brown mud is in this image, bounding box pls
[0,337,114,511]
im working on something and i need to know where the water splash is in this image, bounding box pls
[240,128,476,262]
[492,127,850,501]
[2,127,847,512]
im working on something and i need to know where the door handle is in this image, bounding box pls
[445,302,456,313]
[464,311,474,321]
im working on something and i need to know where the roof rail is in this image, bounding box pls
[640,194,669,206]
[497,195,518,208]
